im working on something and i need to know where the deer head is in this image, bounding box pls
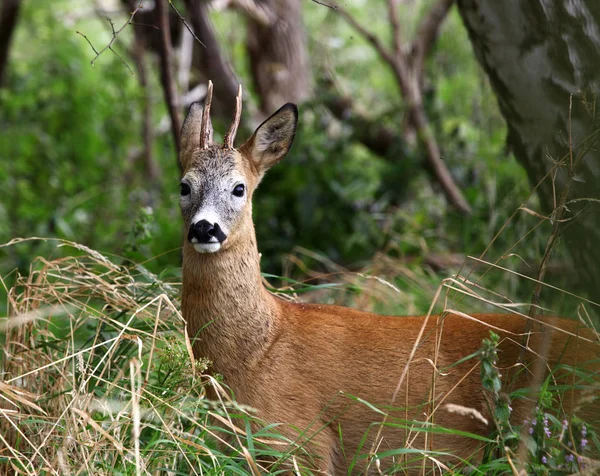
[179,81,298,254]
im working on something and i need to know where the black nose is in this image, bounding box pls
[188,220,227,244]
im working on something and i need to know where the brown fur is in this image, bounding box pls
[180,100,599,474]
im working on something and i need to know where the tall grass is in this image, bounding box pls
[0,236,598,474]
[0,239,311,475]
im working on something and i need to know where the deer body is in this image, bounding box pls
[179,84,598,474]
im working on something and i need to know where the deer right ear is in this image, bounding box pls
[241,103,298,180]
[180,101,203,170]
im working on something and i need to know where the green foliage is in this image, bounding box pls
[477,331,598,475]
[0,0,555,301]
[480,332,519,449]
[256,106,394,268]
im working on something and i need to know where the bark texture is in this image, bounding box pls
[246,0,310,119]
[457,0,600,299]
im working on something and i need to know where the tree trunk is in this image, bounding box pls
[246,0,310,119]
[0,0,21,87]
[457,0,600,300]
[184,0,240,120]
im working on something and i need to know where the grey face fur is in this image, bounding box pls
[180,147,248,253]
[179,99,299,254]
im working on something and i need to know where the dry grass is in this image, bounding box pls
[1,237,599,475]
[0,240,300,475]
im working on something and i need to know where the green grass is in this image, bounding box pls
[1,238,598,475]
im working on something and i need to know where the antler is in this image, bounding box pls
[200,80,214,149]
[223,84,243,149]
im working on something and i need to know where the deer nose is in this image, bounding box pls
[188,220,227,244]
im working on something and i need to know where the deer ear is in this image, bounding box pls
[241,103,298,179]
[180,101,203,170]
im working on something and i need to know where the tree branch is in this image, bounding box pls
[78,1,143,73]
[332,1,471,214]
[0,0,21,87]
[322,85,405,159]
[410,0,455,87]
[127,0,158,183]
[184,0,240,119]
[226,0,275,27]
[156,0,182,170]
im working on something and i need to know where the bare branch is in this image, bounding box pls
[156,0,183,168]
[108,46,134,74]
[168,0,206,47]
[410,0,455,86]
[333,5,398,71]
[310,0,337,9]
[331,1,471,214]
[323,83,405,159]
[75,31,99,55]
[79,1,144,72]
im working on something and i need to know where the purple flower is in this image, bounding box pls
[528,427,534,434]
[581,438,588,448]
[566,454,574,462]
[532,419,537,426]
[562,419,568,429]
[544,427,551,437]
[582,426,587,437]
[541,456,547,464]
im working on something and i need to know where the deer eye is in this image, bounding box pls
[180,182,191,196]
[232,184,245,197]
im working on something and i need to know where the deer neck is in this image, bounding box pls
[181,224,279,379]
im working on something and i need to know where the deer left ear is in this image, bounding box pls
[240,103,298,179]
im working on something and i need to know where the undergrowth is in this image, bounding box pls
[1,238,598,475]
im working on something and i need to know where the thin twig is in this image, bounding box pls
[78,1,144,72]
[108,46,134,74]
[310,0,337,9]
[75,31,99,55]
[168,0,206,47]
[129,21,159,30]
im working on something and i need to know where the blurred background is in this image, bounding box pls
[1,0,599,317]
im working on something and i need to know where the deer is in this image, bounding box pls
[179,81,599,474]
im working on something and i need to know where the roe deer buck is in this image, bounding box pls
[179,82,599,474]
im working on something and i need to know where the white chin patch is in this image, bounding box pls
[193,242,222,253]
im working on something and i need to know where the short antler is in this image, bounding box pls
[200,80,214,149]
[223,84,243,149]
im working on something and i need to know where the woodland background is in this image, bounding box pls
[1,0,600,317]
